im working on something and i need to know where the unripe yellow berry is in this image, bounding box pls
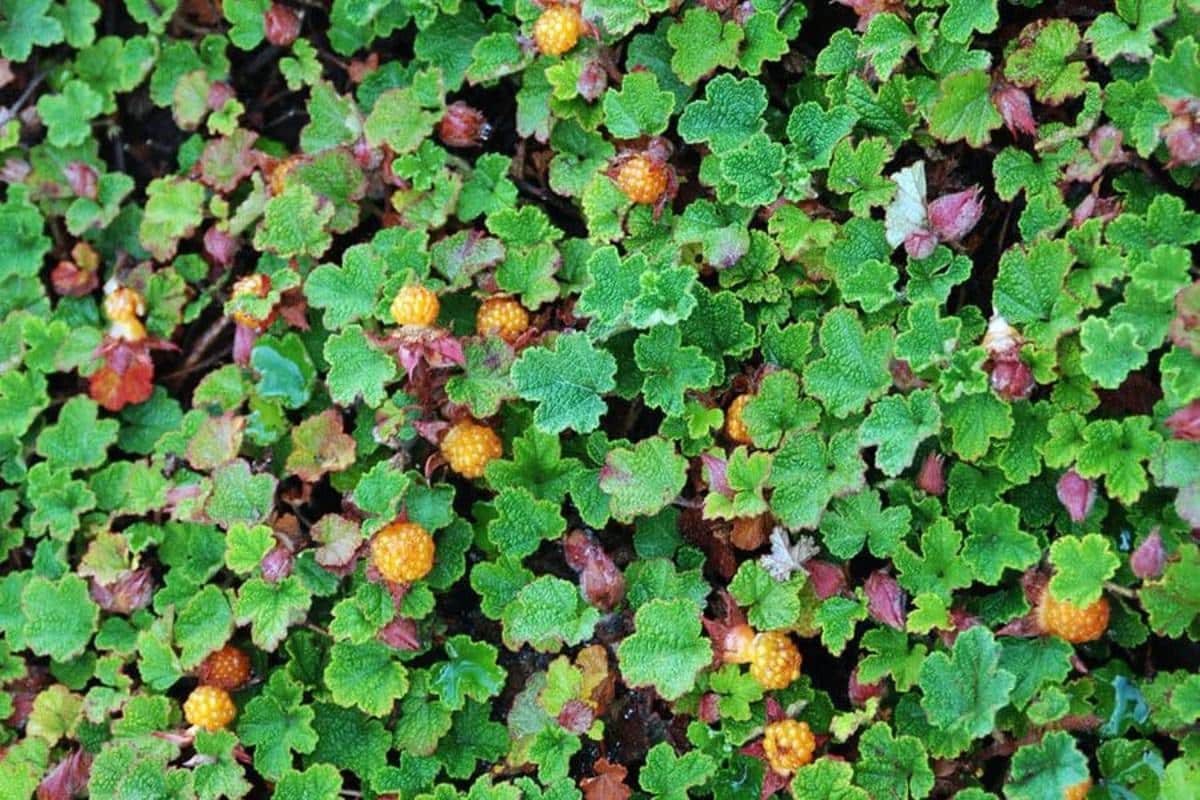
[391,285,440,327]
[762,719,815,774]
[749,630,802,690]
[476,296,530,343]
[441,421,503,479]
[372,521,436,583]
[184,685,237,731]
[533,5,583,56]
[616,155,669,205]
[725,394,753,445]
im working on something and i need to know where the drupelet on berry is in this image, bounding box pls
[476,296,530,343]
[749,630,802,690]
[533,4,582,56]
[372,521,436,583]
[390,284,440,328]
[441,420,503,479]
[184,685,237,731]
[762,719,816,774]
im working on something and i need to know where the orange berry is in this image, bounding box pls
[476,296,530,342]
[1064,779,1092,800]
[103,286,147,342]
[230,273,273,330]
[198,644,252,691]
[372,521,436,583]
[441,420,503,479]
[184,685,237,731]
[749,631,802,690]
[533,5,582,56]
[391,284,440,327]
[725,394,753,444]
[616,155,669,205]
[762,719,815,774]
[1037,591,1109,644]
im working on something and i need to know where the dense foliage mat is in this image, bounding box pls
[2,0,1200,798]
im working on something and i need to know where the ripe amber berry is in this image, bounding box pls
[391,285,440,327]
[616,155,669,205]
[749,630,802,690]
[1063,779,1092,800]
[372,521,436,583]
[533,5,583,56]
[103,286,147,343]
[1037,591,1110,644]
[441,421,503,479]
[184,685,237,732]
[762,719,816,774]
[725,394,753,445]
[476,296,530,343]
[198,644,251,691]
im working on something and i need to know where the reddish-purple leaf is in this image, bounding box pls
[1056,469,1096,523]
[927,186,983,243]
[865,570,906,630]
[1130,530,1166,580]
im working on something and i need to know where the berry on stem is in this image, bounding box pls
[725,394,753,445]
[762,719,815,774]
[476,296,530,343]
[1037,591,1109,644]
[441,420,503,478]
[372,521,436,583]
[184,685,237,731]
[616,155,669,205]
[533,5,582,56]
[749,630,802,690]
[391,284,440,327]
[198,644,252,691]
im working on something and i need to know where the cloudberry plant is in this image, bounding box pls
[441,420,503,478]
[1037,592,1110,644]
[184,686,237,731]
[197,644,252,691]
[725,394,753,444]
[476,296,530,342]
[533,4,582,56]
[762,719,816,774]
[749,631,802,690]
[390,284,440,327]
[372,521,436,583]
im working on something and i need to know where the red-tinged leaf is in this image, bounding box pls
[557,699,595,734]
[1165,401,1200,441]
[261,545,294,583]
[203,225,238,267]
[64,161,97,199]
[313,514,363,570]
[564,530,626,611]
[989,356,1035,400]
[379,617,421,650]
[927,186,983,243]
[88,568,154,615]
[993,83,1037,136]
[916,451,946,495]
[698,692,721,722]
[903,228,938,260]
[89,340,156,412]
[233,323,258,366]
[37,748,91,800]
[50,260,99,297]
[865,569,906,629]
[1056,469,1096,523]
[198,129,259,193]
[286,409,357,482]
[834,0,898,31]
[265,2,301,46]
[1131,529,1165,580]
[581,758,632,800]
[1164,114,1200,168]
[848,665,885,706]
[805,559,847,600]
[701,452,732,497]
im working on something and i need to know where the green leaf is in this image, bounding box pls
[36,79,102,147]
[702,446,772,520]
[1140,542,1200,638]
[1004,731,1088,800]
[820,489,911,560]
[769,429,866,530]
[678,74,767,155]
[817,594,869,655]
[828,137,895,216]
[1048,533,1120,606]
[139,177,206,262]
[927,70,1002,147]
[1005,19,1088,104]
[206,459,278,529]
[804,307,893,418]
[859,389,941,477]
[323,324,398,408]
[21,574,98,662]
[634,325,716,416]
[325,640,409,716]
[791,759,868,800]
[963,502,1040,585]
[618,599,711,701]
[602,71,675,138]
[175,584,233,669]
[0,0,63,60]
[742,370,819,449]
[501,575,599,653]
[364,86,441,155]
[1075,416,1161,505]
[853,722,935,800]
[429,635,505,711]
[729,561,803,631]
[667,8,744,85]
[1079,317,1148,389]
[639,741,716,800]
[918,626,1015,741]
[486,487,566,561]
[305,246,385,329]
[1086,0,1173,63]
[599,436,688,523]
[446,338,517,418]
[237,670,318,781]
[718,133,786,207]
[942,0,998,44]
[234,576,311,651]
[35,396,118,471]
[943,391,1014,462]
[254,184,334,259]
[512,332,617,434]
[274,764,342,800]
